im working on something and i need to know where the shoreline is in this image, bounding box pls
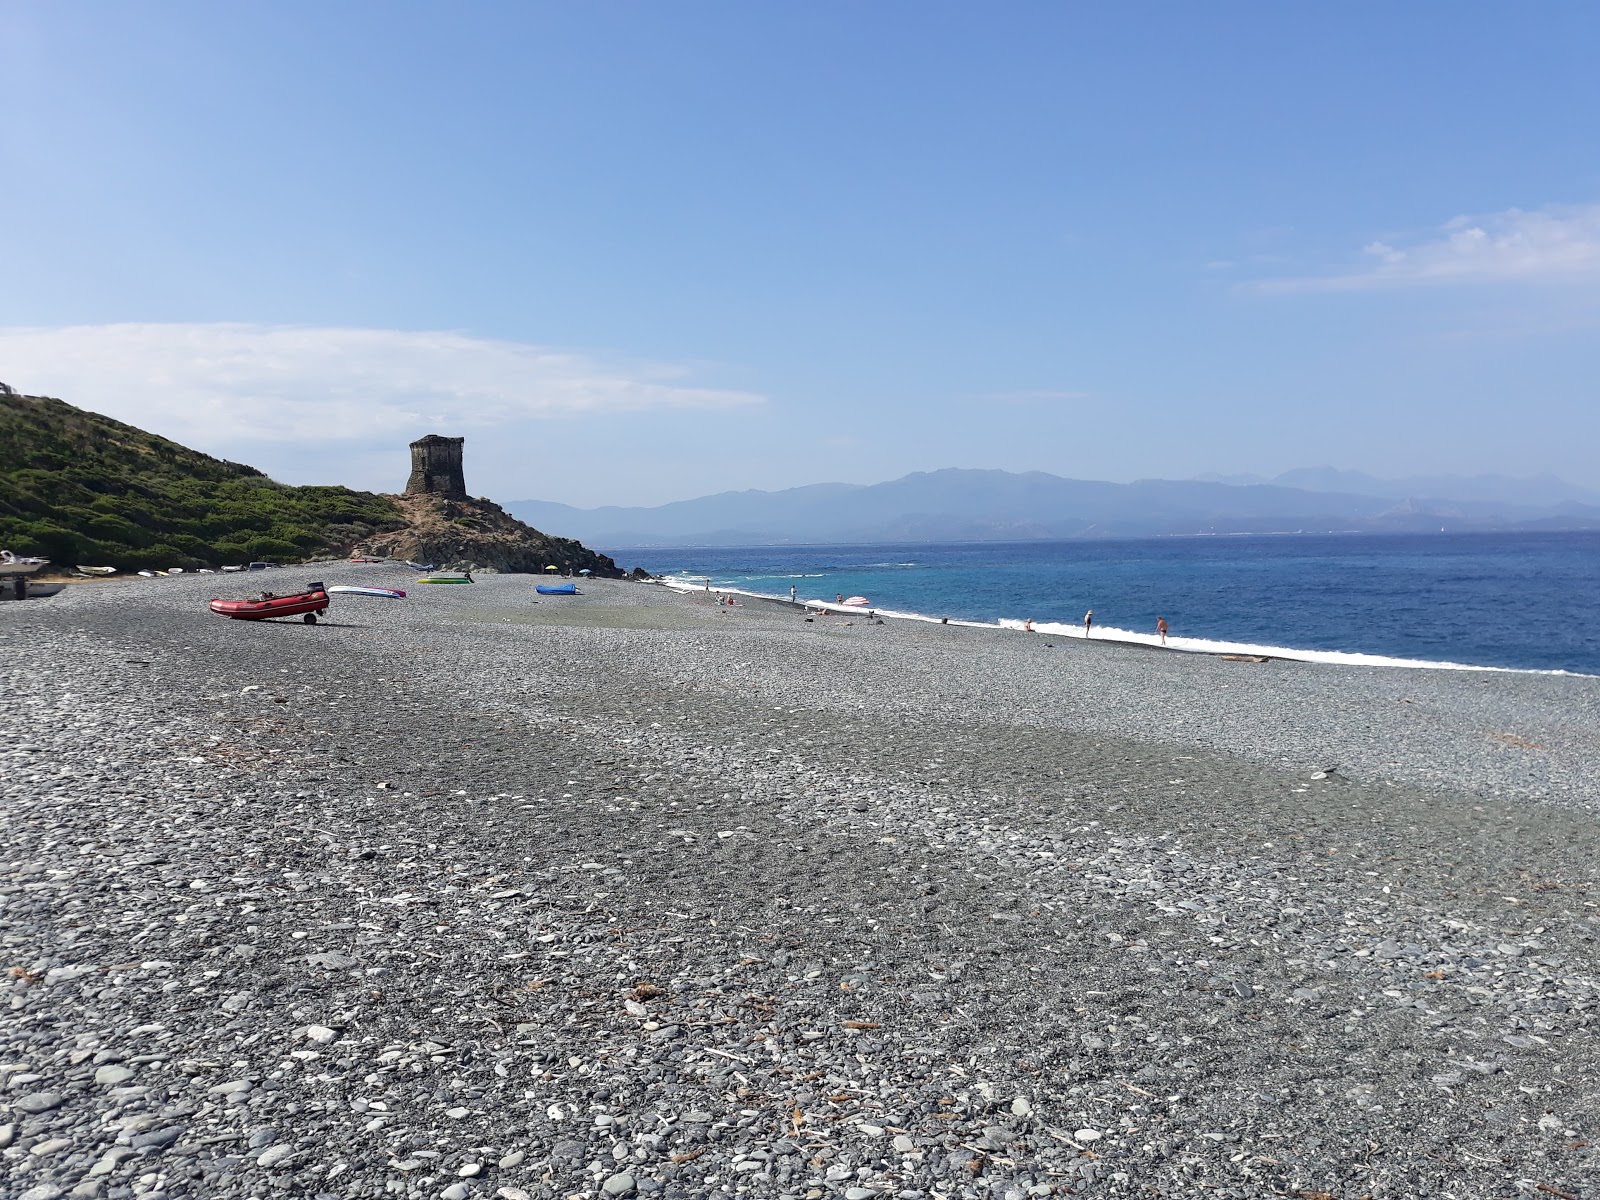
[656,575,1593,678]
[4,568,1598,1198]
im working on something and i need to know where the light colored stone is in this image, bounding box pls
[256,1143,296,1169]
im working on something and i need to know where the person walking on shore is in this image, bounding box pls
[1083,609,1093,638]
[1156,616,1169,645]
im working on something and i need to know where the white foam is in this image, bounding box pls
[659,578,1588,676]
[999,619,1586,675]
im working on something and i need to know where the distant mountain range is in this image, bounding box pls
[508,467,1600,547]
[1194,467,1600,509]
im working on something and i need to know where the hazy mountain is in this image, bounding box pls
[1194,467,1600,508]
[508,467,1600,548]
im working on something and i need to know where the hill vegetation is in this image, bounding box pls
[0,393,405,568]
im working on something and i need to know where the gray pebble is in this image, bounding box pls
[13,1093,65,1114]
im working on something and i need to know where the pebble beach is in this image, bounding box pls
[3,567,1598,1200]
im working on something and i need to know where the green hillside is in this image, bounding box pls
[0,393,405,569]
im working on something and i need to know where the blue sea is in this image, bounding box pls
[608,531,1600,676]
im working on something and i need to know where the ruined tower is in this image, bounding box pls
[405,435,468,499]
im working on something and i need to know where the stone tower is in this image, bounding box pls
[405,435,467,499]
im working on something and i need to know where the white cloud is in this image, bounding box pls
[1259,204,1600,293]
[0,323,763,448]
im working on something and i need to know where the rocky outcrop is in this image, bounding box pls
[360,492,621,576]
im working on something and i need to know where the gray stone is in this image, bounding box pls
[306,951,358,969]
[13,1093,65,1114]
[94,1065,135,1086]
[130,1125,185,1151]
[255,1143,296,1169]
[603,1173,637,1196]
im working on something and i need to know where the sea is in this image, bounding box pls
[608,531,1600,676]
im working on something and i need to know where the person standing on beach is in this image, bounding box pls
[1083,609,1093,638]
[1156,616,1169,644]
[790,585,798,604]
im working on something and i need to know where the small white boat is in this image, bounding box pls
[221,565,244,573]
[169,567,185,574]
[75,565,118,576]
[137,570,156,578]
[328,585,407,599]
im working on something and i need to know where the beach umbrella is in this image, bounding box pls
[544,564,559,571]
[578,568,592,575]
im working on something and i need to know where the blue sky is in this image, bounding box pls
[4,2,1599,505]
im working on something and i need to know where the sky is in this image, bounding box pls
[4,1,1600,507]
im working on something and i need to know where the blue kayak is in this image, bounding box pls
[536,583,578,595]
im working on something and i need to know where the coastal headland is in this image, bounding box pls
[3,569,1597,1199]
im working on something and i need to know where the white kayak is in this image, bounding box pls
[328,585,407,599]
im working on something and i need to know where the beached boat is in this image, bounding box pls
[0,579,63,601]
[347,556,384,563]
[535,583,578,595]
[416,575,472,584]
[405,561,436,571]
[75,565,117,576]
[209,584,330,624]
[221,565,245,572]
[328,585,406,598]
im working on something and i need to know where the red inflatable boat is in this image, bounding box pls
[209,584,330,623]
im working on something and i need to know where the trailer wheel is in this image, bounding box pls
[303,611,318,625]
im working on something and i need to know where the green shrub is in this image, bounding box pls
[0,393,406,569]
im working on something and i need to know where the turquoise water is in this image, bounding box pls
[608,531,1600,675]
